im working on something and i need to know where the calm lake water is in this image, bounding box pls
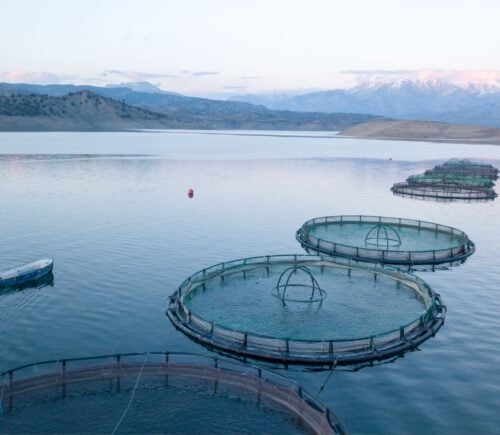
[0,131,499,434]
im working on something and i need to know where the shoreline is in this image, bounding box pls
[0,127,499,145]
[336,134,500,146]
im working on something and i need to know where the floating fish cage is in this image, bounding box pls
[296,216,475,270]
[0,352,345,435]
[166,255,445,365]
[406,174,494,188]
[391,183,497,201]
[428,159,499,179]
[391,159,498,201]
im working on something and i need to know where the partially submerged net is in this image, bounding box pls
[296,215,475,270]
[0,352,345,435]
[391,159,498,200]
[167,255,446,365]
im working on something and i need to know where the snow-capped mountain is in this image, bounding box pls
[231,72,500,127]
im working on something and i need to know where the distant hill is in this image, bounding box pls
[0,91,174,131]
[340,120,500,145]
[231,79,500,128]
[0,84,382,131]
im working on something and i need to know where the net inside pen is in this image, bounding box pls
[296,216,474,266]
[391,159,498,200]
[391,183,497,200]
[0,353,345,435]
[167,255,445,364]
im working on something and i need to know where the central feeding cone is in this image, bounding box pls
[272,265,327,305]
[364,224,402,249]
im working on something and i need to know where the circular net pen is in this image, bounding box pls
[166,255,445,366]
[406,174,495,189]
[391,182,497,202]
[0,352,345,435]
[296,215,475,270]
[429,159,499,180]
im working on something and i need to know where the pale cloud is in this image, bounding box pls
[341,70,416,76]
[237,76,259,80]
[100,70,178,80]
[0,70,79,84]
[191,71,219,77]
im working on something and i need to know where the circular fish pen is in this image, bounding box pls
[406,174,495,189]
[166,255,445,365]
[428,159,499,180]
[391,183,497,201]
[0,352,345,435]
[390,159,498,201]
[296,215,475,269]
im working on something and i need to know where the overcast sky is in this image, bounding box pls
[1,0,499,96]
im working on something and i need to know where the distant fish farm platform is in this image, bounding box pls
[391,159,498,201]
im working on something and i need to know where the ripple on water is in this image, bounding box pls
[0,143,498,434]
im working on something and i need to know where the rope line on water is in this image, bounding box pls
[317,360,337,396]
[110,352,149,435]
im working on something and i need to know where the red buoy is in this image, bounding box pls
[188,188,194,198]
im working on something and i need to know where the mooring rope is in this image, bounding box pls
[110,352,149,435]
[317,360,337,396]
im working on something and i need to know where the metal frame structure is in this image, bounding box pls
[391,159,498,201]
[272,265,327,304]
[429,160,498,179]
[166,255,445,366]
[406,174,494,188]
[0,351,346,435]
[364,224,402,248]
[391,183,497,201]
[296,215,475,268]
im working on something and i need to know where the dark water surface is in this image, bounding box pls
[0,131,499,434]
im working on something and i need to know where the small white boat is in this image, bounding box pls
[0,258,54,288]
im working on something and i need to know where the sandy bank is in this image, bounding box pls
[339,120,500,145]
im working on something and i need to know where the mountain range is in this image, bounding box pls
[230,79,500,128]
[0,82,380,131]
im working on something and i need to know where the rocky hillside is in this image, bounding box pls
[0,91,173,130]
[0,87,382,131]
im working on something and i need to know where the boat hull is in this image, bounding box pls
[0,259,54,288]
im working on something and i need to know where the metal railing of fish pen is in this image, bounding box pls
[406,174,494,188]
[0,351,346,435]
[295,216,475,266]
[437,159,499,179]
[166,255,446,365]
[391,183,497,200]
[424,167,498,180]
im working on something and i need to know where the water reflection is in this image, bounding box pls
[0,272,54,294]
